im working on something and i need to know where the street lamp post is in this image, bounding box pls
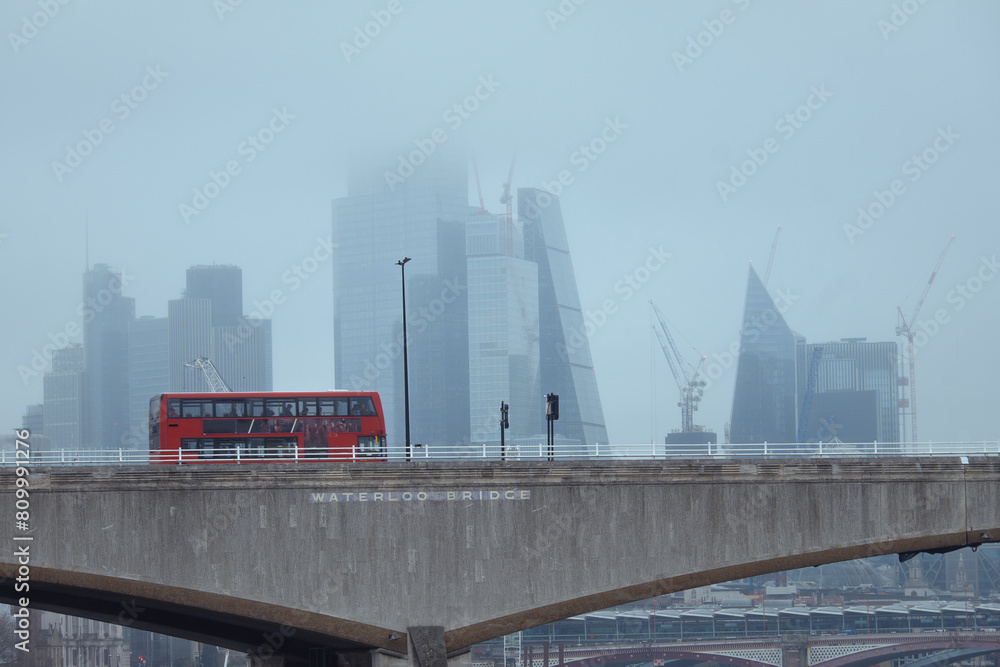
[396,257,412,461]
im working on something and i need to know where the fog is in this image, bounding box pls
[1,1,998,444]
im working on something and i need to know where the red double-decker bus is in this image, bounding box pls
[149,391,387,463]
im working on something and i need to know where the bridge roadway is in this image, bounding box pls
[507,632,1000,667]
[1,458,998,667]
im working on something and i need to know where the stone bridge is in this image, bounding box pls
[1,458,998,666]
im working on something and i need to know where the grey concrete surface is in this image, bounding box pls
[1,458,998,659]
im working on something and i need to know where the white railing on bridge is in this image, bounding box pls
[0,441,998,467]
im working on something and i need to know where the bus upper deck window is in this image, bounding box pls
[351,397,376,416]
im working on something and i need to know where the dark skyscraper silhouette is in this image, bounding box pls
[729,265,797,444]
[82,263,135,448]
[184,265,243,327]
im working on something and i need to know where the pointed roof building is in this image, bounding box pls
[729,265,797,444]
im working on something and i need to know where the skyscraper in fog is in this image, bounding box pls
[167,265,272,393]
[82,264,135,448]
[184,264,243,327]
[730,267,901,445]
[467,213,542,446]
[333,152,608,451]
[43,344,84,449]
[333,152,471,451]
[124,266,271,450]
[729,265,797,444]
[796,338,899,443]
[128,316,169,449]
[520,188,609,449]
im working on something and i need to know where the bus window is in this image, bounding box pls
[350,396,376,416]
[249,399,266,417]
[215,400,246,418]
[181,401,203,418]
[297,398,317,416]
[265,399,286,417]
[317,398,336,416]
[167,398,181,419]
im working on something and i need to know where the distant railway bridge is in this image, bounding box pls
[495,633,1000,667]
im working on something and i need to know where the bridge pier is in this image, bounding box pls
[371,628,472,667]
[782,635,808,667]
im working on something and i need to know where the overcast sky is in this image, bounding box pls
[1,1,998,445]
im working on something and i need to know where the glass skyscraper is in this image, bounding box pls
[467,213,542,448]
[166,265,272,393]
[729,265,797,444]
[43,344,84,450]
[519,188,609,451]
[796,338,899,443]
[128,316,169,450]
[184,264,243,327]
[82,263,135,448]
[333,151,471,452]
[333,154,609,453]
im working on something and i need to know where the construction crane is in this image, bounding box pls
[471,150,488,215]
[498,154,516,255]
[763,225,781,287]
[499,154,516,223]
[650,300,707,433]
[184,357,232,393]
[895,236,955,443]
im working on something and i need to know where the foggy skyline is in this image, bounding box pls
[2,2,998,445]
